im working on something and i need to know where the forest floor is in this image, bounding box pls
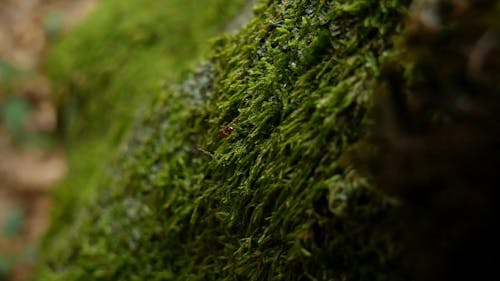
[0,0,96,280]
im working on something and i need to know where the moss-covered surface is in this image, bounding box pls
[38,0,499,280]
[39,0,410,279]
[44,0,248,239]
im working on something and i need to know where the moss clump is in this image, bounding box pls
[39,0,414,279]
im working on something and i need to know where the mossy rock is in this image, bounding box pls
[38,0,499,280]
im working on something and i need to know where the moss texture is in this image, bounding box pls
[44,0,247,240]
[39,0,411,279]
[38,0,499,280]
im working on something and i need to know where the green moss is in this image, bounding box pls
[44,0,248,240]
[39,0,414,280]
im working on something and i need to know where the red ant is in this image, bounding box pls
[218,125,234,137]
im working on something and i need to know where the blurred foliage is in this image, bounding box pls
[0,96,31,137]
[0,60,24,85]
[0,253,13,280]
[0,57,56,149]
[43,10,64,40]
[1,206,25,239]
[0,95,56,149]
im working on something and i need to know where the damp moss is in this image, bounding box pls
[38,0,415,280]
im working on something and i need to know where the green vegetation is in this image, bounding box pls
[39,0,414,279]
[41,0,500,279]
[44,0,248,239]
[0,63,55,149]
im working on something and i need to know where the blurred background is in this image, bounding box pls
[0,0,96,280]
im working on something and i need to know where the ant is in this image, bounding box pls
[218,125,234,137]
